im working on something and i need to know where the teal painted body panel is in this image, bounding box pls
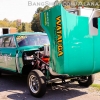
[17,46,43,51]
[40,5,100,76]
[0,47,17,72]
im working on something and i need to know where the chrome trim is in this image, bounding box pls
[15,53,20,73]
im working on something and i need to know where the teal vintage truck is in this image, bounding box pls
[0,4,100,98]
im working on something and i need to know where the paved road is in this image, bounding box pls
[0,74,100,100]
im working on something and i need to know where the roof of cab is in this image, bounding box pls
[0,32,47,37]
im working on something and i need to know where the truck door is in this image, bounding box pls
[0,36,17,72]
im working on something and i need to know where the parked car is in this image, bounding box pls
[0,32,50,96]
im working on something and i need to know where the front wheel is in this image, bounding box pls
[78,75,94,87]
[0,71,2,76]
[27,70,46,98]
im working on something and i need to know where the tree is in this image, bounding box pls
[25,23,32,32]
[0,18,32,32]
[54,0,60,6]
[22,23,25,32]
[60,0,100,8]
[37,7,43,13]
[17,26,22,32]
[31,5,50,32]
[79,0,100,8]
[43,5,50,11]
[82,0,99,8]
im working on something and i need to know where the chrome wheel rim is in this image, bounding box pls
[29,75,39,93]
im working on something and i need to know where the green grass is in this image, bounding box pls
[91,84,100,90]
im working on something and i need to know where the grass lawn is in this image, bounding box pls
[91,84,100,90]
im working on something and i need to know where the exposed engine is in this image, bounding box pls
[22,45,50,75]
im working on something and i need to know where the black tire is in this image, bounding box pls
[78,75,94,87]
[27,70,46,98]
[0,71,2,76]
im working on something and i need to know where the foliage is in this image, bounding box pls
[1,0,100,33]
[91,84,100,90]
[31,5,50,32]
[17,26,22,32]
[25,23,32,32]
[54,0,100,8]
[31,0,100,32]
[0,19,32,32]
[22,23,25,32]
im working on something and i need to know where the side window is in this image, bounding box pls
[2,37,10,47]
[10,37,16,47]
[2,36,16,47]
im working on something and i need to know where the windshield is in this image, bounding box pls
[16,34,49,47]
